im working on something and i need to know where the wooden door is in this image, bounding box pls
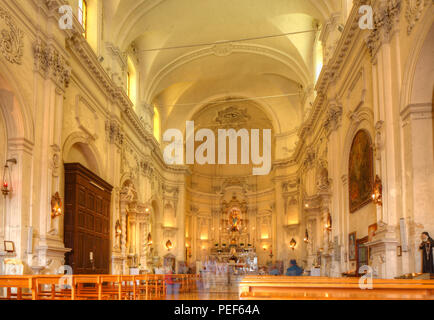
[64,163,113,274]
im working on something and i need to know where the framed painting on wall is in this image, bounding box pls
[349,130,374,213]
[348,232,357,261]
[4,241,15,253]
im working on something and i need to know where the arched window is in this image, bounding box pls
[127,57,137,107]
[78,0,87,38]
[153,106,161,143]
[315,40,323,83]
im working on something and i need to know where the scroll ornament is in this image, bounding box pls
[0,7,24,65]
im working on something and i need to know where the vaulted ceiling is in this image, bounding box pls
[104,0,344,135]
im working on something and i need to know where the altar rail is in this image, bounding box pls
[0,274,200,300]
[239,276,434,300]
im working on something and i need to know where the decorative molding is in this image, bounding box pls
[365,0,402,63]
[215,106,251,127]
[324,101,343,136]
[33,39,71,91]
[400,102,433,127]
[0,6,24,65]
[374,120,385,160]
[105,119,124,147]
[144,42,310,102]
[302,147,316,170]
[405,0,431,35]
[211,42,234,57]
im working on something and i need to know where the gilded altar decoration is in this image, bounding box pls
[349,130,374,213]
[51,192,62,219]
[229,207,241,232]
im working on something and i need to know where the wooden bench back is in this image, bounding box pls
[240,276,434,300]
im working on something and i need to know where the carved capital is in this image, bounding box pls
[33,39,71,91]
[366,0,402,63]
[105,119,124,147]
[405,0,431,35]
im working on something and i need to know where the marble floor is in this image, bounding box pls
[165,291,240,300]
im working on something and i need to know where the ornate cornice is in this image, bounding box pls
[0,6,24,65]
[289,2,367,167]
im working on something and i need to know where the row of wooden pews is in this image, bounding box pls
[0,274,200,300]
[239,276,434,300]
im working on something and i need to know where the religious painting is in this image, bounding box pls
[349,130,374,213]
[368,223,377,242]
[348,232,357,261]
[229,207,241,232]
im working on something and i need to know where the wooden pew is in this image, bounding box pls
[73,275,105,300]
[33,275,72,300]
[100,275,122,300]
[0,276,35,300]
[134,275,149,300]
[0,273,197,301]
[239,276,434,300]
[119,275,136,300]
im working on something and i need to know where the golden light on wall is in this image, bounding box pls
[153,106,161,143]
[304,229,309,243]
[372,175,383,206]
[50,192,62,219]
[325,212,332,232]
[115,220,122,237]
[289,238,297,250]
[147,233,153,246]
[166,240,173,251]
[127,56,137,107]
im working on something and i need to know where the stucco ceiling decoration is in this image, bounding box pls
[211,42,234,57]
[143,42,310,103]
[215,106,251,126]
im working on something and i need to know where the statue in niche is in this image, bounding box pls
[122,182,137,202]
[316,161,330,191]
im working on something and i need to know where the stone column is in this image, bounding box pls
[365,0,402,278]
[32,39,72,274]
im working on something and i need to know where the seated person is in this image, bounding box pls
[269,265,281,276]
[286,260,303,276]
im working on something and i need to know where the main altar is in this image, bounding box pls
[198,194,259,292]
